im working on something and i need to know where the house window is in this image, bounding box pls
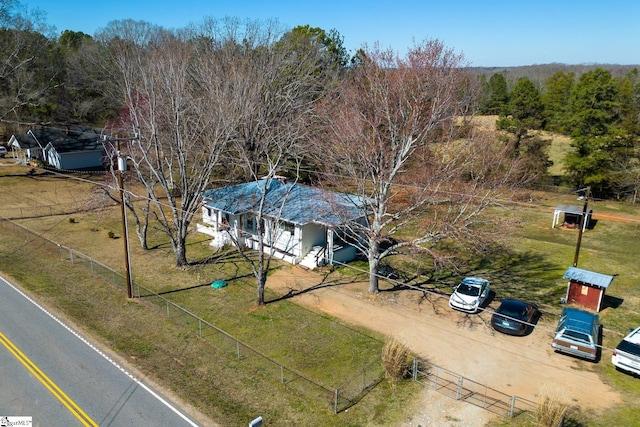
[244,214,256,233]
[280,221,295,235]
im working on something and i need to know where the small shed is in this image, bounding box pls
[552,205,591,231]
[562,266,614,312]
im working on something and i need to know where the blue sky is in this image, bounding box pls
[25,0,639,67]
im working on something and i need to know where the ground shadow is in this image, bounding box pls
[600,294,624,310]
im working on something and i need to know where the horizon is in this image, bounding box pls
[19,0,640,68]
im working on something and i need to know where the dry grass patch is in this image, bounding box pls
[535,384,569,427]
[381,337,412,383]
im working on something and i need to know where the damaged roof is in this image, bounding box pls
[202,178,367,227]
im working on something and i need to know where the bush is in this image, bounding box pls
[107,231,116,239]
[535,384,568,427]
[381,337,411,383]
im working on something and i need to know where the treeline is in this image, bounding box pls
[1,1,639,204]
[478,67,640,202]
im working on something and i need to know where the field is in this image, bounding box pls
[1,134,640,426]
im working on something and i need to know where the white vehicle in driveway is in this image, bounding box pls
[612,326,640,376]
[449,277,491,313]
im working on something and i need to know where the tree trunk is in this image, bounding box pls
[368,239,380,294]
[175,240,188,267]
[257,272,266,305]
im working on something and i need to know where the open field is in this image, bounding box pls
[1,153,640,426]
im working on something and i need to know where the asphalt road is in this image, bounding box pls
[0,275,203,427]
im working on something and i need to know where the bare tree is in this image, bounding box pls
[316,39,522,294]
[0,0,57,129]
[100,22,237,266]
[210,23,322,305]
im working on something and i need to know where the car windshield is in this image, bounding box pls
[498,302,526,318]
[561,330,592,344]
[457,283,480,296]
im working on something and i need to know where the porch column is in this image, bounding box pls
[327,228,334,265]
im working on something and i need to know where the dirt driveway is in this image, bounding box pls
[268,267,621,426]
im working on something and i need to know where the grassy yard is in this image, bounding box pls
[0,164,422,426]
[2,148,640,426]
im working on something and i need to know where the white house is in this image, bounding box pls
[197,178,368,269]
[9,126,106,170]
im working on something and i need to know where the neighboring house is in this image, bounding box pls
[197,177,368,269]
[9,126,106,170]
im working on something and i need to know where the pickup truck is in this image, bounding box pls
[612,326,640,376]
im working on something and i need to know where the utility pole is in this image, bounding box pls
[103,134,138,298]
[573,187,591,267]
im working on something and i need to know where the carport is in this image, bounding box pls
[552,205,592,231]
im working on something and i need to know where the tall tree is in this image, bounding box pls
[196,18,317,305]
[0,1,58,130]
[564,68,620,192]
[479,72,508,115]
[100,21,236,267]
[542,71,574,134]
[497,77,550,181]
[609,69,640,203]
[316,40,521,294]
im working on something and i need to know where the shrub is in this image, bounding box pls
[381,337,411,383]
[68,218,77,224]
[535,384,568,427]
[107,231,116,239]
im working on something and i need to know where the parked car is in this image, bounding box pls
[612,326,640,376]
[490,299,539,336]
[551,307,600,361]
[449,277,491,313]
[0,146,7,157]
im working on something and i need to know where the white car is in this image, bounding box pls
[612,326,640,376]
[449,277,491,313]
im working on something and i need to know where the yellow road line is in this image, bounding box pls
[0,331,98,427]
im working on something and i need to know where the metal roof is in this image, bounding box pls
[12,127,103,152]
[202,179,367,227]
[554,205,588,215]
[563,267,614,289]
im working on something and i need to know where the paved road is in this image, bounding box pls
[0,276,202,426]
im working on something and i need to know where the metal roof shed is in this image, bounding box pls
[562,266,615,312]
[552,205,592,231]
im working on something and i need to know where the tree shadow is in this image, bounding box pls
[265,268,364,304]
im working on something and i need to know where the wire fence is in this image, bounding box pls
[0,216,382,413]
[411,358,537,419]
[0,215,538,418]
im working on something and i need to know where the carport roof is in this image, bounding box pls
[563,267,614,289]
[554,205,588,215]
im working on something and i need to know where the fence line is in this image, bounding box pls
[412,358,537,419]
[0,216,381,413]
[0,215,537,418]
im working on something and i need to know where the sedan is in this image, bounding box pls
[449,277,491,313]
[491,299,538,336]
